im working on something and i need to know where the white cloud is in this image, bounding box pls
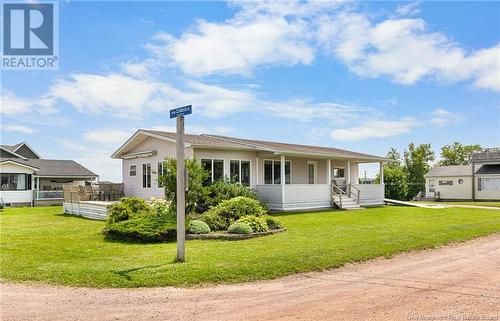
[428,108,463,127]
[396,2,420,16]
[2,124,38,134]
[83,129,135,145]
[49,73,161,118]
[330,118,417,141]
[0,89,56,116]
[150,125,234,135]
[318,12,500,90]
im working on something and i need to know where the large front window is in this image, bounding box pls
[0,173,32,191]
[201,159,224,183]
[264,160,291,184]
[142,163,151,188]
[230,160,251,186]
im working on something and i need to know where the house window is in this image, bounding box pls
[438,180,453,186]
[429,179,435,192]
[0,173,32,191]
[157,162,165,188]
[458,179,464,184]
[264,160,291,185]
[129,165,137,176]
[308,161,317,184]
[230,160,251,186]
[142,163,151,188]
[201,159,224,183]
[481,178,500,191]
[333,167,345,178]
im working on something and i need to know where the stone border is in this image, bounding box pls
[186,228,286,240]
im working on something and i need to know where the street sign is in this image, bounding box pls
[170,105,192,119]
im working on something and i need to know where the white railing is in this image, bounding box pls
[35,190,63,200]
[351,184,384,205]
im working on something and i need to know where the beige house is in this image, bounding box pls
[424,149,500,201]
[0,142,98,207]
[112,130,387,210]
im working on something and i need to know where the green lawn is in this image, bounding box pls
[1,206,499,288]
[412,201,500,208]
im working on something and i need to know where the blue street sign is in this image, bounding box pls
[170,105,192,118]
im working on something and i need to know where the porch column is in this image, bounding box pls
[280,155,286,205]
[256,157,259,185]
[346,160,351,185]
[379,162,384,185]
[327,159,331,184]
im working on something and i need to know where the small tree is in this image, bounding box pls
[438,142,482,166]
[158,157,209,214]
[375,148,408,200]
[404,143,435,199]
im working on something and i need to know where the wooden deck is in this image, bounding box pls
[63,201,112,220]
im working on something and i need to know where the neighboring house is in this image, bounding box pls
[112,130,387,210]
[0,143,98,207]
[424,148,500,201]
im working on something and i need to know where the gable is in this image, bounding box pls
[0,148,20,158]
[14,144,40,159]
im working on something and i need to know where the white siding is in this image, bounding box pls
[476,175,500,200]
[425,176,472,200]
[121,137,193,200]
[352,184,384,205]
[0,162,35,205]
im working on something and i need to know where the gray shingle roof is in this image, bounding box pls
[475,164,500,175]
[0,158,97,177]
[140,130,386,161]
[425,165,472,177]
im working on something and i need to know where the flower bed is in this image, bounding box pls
[186,228,287,240]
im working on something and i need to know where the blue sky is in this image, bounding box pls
[1,1,499,181]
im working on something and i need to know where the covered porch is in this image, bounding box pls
[254,153,385,211]
[33,176,97,206]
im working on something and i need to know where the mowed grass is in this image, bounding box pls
[1,206,499,288]
[413,201,500,208]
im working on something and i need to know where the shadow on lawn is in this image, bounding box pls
[113,262,175,281]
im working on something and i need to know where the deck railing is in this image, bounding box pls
[471,149,500,163]
[34,190,63,200]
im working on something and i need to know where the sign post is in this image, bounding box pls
[170,105,192,263]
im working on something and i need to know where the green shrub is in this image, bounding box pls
[227,222,253,234]
[149,197,173,218]
[236,215,269,233]
[199,211,229,231]
[103,216,176,242]
[188,220,210,234]
[202,196,266,229]
[264,215,284,230]
[107,197,154,223]
[198,180,261,212]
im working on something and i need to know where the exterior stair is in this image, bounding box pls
[331,195,362,210]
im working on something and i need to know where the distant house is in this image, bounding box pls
[424,148,500,201]
[112,130,388,210]
[0,142,98,207]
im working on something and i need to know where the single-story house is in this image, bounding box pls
[111,130,388,210]
[0,142,98,207]
[424,149,500,200]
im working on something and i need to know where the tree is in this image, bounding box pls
[375,148,408,200]
[158,157,209,214]
[403,143,435,199]
[438,142,482,166]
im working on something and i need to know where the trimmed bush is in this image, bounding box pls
[188,220,210,234]
[103,216,176,242]
[264,216,283,230]
[202,196,266,229]
[236,215,269,233]
[107,197,154,223]
[199,211,229,231]
[227,222,253,234]
[198,180,262,212]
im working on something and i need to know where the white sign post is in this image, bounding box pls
[170,105,192,263]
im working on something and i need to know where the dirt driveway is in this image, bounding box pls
[2,234,499,321]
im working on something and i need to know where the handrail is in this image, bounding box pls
[330,184,346,208]
[349,184,361,204]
